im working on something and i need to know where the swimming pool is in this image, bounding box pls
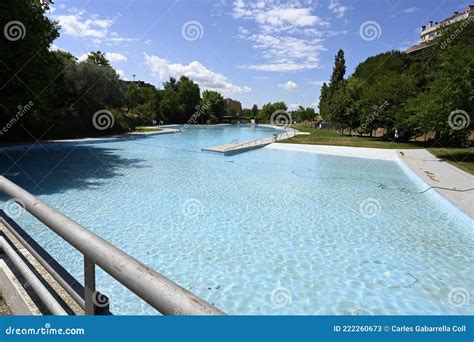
[0,125,472,315]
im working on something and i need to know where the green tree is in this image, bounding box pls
[159,76,201,123]
[329,49,346,92]
[319,49,347,129]
[260,102,288,121]
[201,90,225,123]
[87,51,111,67]
[405,20,473,145]
[0,0,59,140]
[319,83,330,118]
[292,106,316,122]
[251,104,259,117]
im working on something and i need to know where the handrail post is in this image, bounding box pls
[0,176,223,315]
[84,256,110,315]
[84,255,96,315]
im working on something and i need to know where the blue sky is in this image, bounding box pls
[48,0,470,110]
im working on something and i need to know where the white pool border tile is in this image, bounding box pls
[266,143,399,161]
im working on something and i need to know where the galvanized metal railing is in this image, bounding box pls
[223,128,298,152]
[0,176,224,315]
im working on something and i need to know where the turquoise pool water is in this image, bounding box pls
[0,125,472,315]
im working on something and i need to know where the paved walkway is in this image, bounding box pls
[397,149,473,218]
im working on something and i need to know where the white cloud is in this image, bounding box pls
[241,33,323,71]
[116,70,129,81]
[306,79,327,86]
[278,81,299,92]
[233,0,325,31]
[402,7,418,14]
[55,11,134,45]
[106,37,138,44]
[77,53,88,62]
[144,54,251,96]
[105,52,127,62]
[232,0,327,72]
[329,0,348,19]
[56,13,113,39]
[49,44,60,51]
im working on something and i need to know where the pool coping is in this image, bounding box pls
[0,128,179,151]
[267,143,473,218]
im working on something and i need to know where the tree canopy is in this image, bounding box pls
[318,20,473,145]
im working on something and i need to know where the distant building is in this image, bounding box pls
[224,98,242,115]
[406,5,474,54]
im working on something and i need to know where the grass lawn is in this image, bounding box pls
[284,126,474,174]
[134,126,163,133]
[428,148,474,174]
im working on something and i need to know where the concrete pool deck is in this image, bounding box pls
[267,143,474,218]
[396,149,473,218]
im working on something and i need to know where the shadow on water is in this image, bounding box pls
[0,142,148,197]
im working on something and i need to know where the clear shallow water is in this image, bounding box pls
[0,125,472,315]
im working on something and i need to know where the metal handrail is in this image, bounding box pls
[223,128,298,152]
[0,176,224,315]
[0,236,67,315]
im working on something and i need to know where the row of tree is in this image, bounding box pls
[0,0,236,141]
[1,0,320,142]
[319,20,473,146]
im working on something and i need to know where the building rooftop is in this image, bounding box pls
[407,5,473,54]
